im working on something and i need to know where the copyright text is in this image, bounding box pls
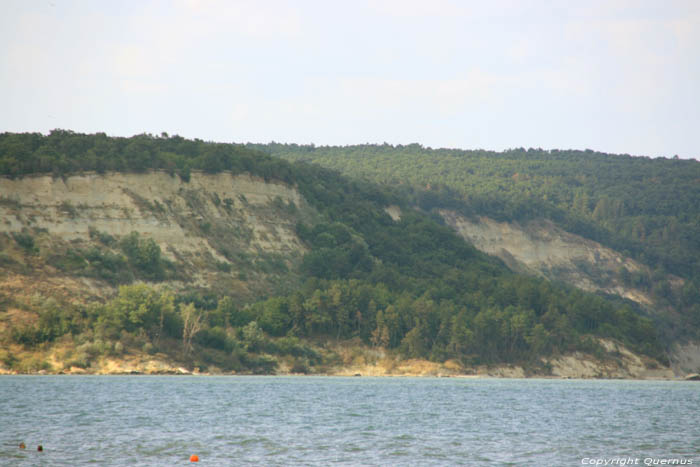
[582,458,693,466]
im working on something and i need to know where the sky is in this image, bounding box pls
[1,0,699,159]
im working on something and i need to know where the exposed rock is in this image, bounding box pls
[440,211,656,306]
[440,210,696,376]
[0,173,686,379]
[384,205,402,221]
[671,342,700,376]
[0,171,306,252]
[0,170,316,298]
[545,339,674,379]
[324,338,672,379]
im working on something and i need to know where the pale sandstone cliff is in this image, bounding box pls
[438,210,698,376]
[0,171,316,298]
[0,175,692,377]
[440,210,653,305]
[323,337,673,379]
[0,171,306,256]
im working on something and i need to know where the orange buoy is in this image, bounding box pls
[190,454,199,462]
[19,442,25,449]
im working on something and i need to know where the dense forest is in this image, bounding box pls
[256,143,700,281]
[256,143,700,330]
[0,131,683,373]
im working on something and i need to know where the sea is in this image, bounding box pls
[1,376,698,466]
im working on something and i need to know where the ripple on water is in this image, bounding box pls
[1,376,699,466]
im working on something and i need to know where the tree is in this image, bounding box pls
[258,297,291,337]
[181,303,203,356]
[526,324,551,354]
[97,284,174,341]
[118,232,165,280]
[241,321,265,351]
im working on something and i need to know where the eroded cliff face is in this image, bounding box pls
[440,211,654,306]
[669,342,700,376]
[0,171,316,300]
[0,335,673,378]
[439,210,700,375]
[0,175,693,377]
[320,337,673,379]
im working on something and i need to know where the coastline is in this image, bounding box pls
[0,335,691,380]
[0,356,688,380]
[0,371,690,381]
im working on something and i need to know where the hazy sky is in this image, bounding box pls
[2,0,699,158]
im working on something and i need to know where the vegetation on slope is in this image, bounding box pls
[256,143,700,334]
[0,131,675,373]
[257,143,700,278]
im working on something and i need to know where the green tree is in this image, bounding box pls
[97,284,175,341]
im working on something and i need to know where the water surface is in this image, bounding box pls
[1,376,698,465]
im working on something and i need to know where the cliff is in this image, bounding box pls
[439,210,699,376]
[440,211,656,305]
[0,170,689,378]
[0,170,316,301]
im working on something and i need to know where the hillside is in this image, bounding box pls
[440,212,655,305]
[258,143,700,373]
[259,143,700,281]
[0,171,312,299]
[0,131,691,377]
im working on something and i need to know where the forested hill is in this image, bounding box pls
[256,144,700,283]
[255,143,700,331]
[0,131,687,375]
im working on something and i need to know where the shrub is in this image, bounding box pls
[118,232,165,280]
[195,326,229,351]
[290,358,310,374]
[83,247,131,284]
[15,356,51,373]
[241,321,265,351]
[142,342,156,355]
[88,227,115,246]
[258,298,292,337]
[66,352,91,369]
[47,249,87,272]
[274,336,321,362]
[0,349,17,368]
[12,232,37,254]
[59,200,78,217]
[77,341,103,359]
[241,354,277,374]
